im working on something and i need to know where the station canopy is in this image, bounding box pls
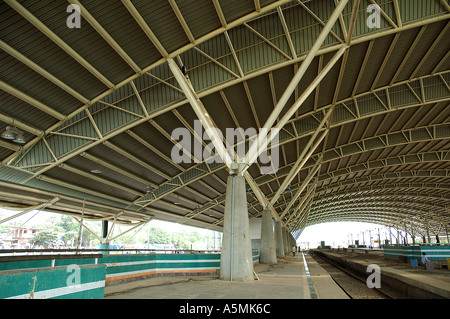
[0,0,449,239]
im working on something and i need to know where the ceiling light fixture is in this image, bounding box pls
[1,127,15,140]
[1,126,26,144]
[13,133,26,144]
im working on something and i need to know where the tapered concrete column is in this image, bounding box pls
[290,234,296,252]
[283,227,289,255]
[220,174,254,282]
[286,231,292,254]
[259,209,277,264]
[274,220,285,258]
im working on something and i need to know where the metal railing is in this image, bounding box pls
[0,248,260,263]
[0,247,223,256]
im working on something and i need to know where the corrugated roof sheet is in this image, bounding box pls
[81,0,163,68]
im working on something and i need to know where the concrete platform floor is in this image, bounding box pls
[104,252,349,299]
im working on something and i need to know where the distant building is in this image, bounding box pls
[0,226,40,249]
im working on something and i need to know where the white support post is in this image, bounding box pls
[72,216,102,242]
[244,0,349,168]
[279,159,322,219]
[108,221,147,242]
[167,58,234,170]
[76,200,85,251]
[5,0,114,88]
[245,45,347,169]
[0,197,60,225]
[244,171,281,222]
[269,107,333,206]
[245,45,344,226]
[170,56,285,239]
[286,180,318,225]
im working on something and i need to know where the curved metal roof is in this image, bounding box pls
[0,0,449,240]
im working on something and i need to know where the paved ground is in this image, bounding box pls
[104,252,349,299]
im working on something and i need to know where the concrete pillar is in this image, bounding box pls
[288,234,292,251]
[283,227,289,255]
[220,174,254,282]
[288,232,294,253]
[259,209,277,264]
[274,220,285,258]
[291,234,297,252]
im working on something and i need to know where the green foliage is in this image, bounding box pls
[141,226,205,249]
[1,211,209,249]
[147,226,171,244]
[31,225,60,246]
[171,231,203,249]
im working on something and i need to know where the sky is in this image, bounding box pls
[298,221,390,248]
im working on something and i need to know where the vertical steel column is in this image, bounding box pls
[102,220,108,239]
[99,220,110,254]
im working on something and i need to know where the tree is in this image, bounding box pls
[56,215,78,246]
[32,225,59,247]
[171,230,204,250]
[146,226,171,245]
[53,215,101,248]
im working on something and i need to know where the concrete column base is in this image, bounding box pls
[259,209,277,264]
[99,242,110,255]
[220,174,254,282]
[275,220,285,258]
[283,227,289,255]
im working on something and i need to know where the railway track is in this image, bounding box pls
[310,252,398,299]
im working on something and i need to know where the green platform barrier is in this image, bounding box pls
[0,250,260,296]
[0,264,106,299]
[384,245,450,263]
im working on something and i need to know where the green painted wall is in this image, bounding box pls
[384,246,450,262]
[0,251,261,297]
[0,264,106,299]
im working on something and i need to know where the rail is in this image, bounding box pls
[310,250,395,299]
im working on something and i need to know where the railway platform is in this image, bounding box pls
[105,253,349,299]
[310,249,450,299]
